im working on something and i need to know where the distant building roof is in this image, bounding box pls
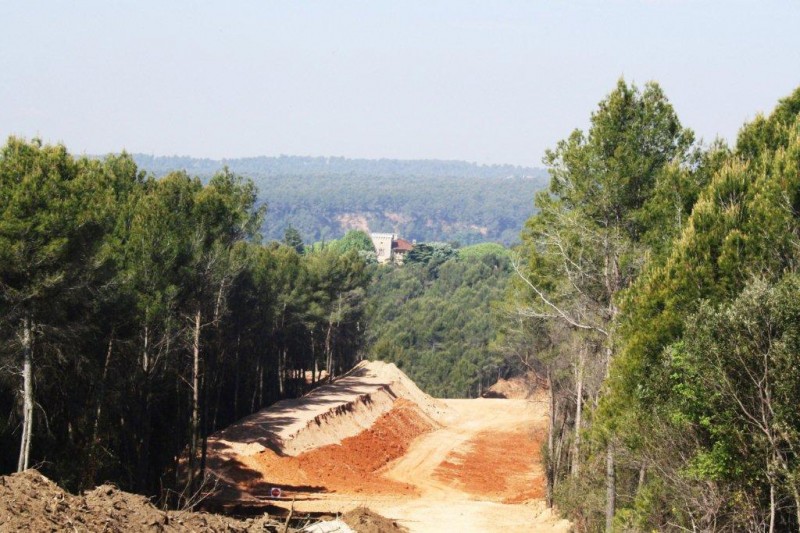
[392,238,414,253]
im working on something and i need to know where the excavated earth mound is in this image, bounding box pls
[0,469,277,532]
[481,372,542,399]
[206,361,449,502]
[241,398,432,496]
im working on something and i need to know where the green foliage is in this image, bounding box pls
[403,242,457,273]
[608,87,800,415]
[364,250,511,398]
[0,138,370,497]
[544,79,695,242]
[0,138,123,326]
[283,224,305,254]
[502,79,761,531]
[670,278,800,519]
[330,230,375,254]
[457,242,510,260]
[595,86,800,530]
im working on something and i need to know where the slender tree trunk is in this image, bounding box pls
[142,325,149,373]
[200,365,210,487]
[278,345,286,396]
[571,347,584,477]
[138,381,153,493]
[251,359,260,413]
[310,330,317,384]
[791,482,800,533]
[136,322,154,492]
[213,279,226,323]
[636,461,647,496]
[233,334,240,419]
[188,308,201,494]
[258,359,264,407]
[325,320,334,378]
[92,331,115,445]
[82,331,115,487]
[768,478,776,533]
[546,368,555,508]
[606,441,616,533]
[554,406,567,482]
[17,316,33,472]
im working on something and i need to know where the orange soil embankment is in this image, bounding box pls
[434,426,546,504]
[243,399,433,496]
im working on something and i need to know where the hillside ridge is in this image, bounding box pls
[128,154,549,245]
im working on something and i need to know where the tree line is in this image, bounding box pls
[132,155,549,246]
[502,80,800,531]
[131,154,543,180]
[0,138,369,502]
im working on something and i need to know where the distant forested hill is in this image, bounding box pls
[131,154,548,245]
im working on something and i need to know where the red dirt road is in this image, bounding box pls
[206,362,570,532]
[373,397,568,532]
[266,396,569,532]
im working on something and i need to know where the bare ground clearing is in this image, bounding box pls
[205,362,571,532]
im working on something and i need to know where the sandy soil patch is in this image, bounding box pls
[435,427,546,503]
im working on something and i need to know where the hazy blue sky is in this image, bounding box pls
[1,1,798,166]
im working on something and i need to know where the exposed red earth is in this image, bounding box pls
[205,361,570,532]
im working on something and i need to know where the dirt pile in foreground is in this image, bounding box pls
[341,507,408,533]
[0,470,403,532]
[0,469,281,532]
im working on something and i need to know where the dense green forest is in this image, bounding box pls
[364,242,512,398]
[503,80,800,531]
[0,138,518,505]
[5,79,800,532]
[0,139,369,501]
[132,154,548,245]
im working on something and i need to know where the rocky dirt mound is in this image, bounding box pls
[0,469,279,532]
[481,372,542,399]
